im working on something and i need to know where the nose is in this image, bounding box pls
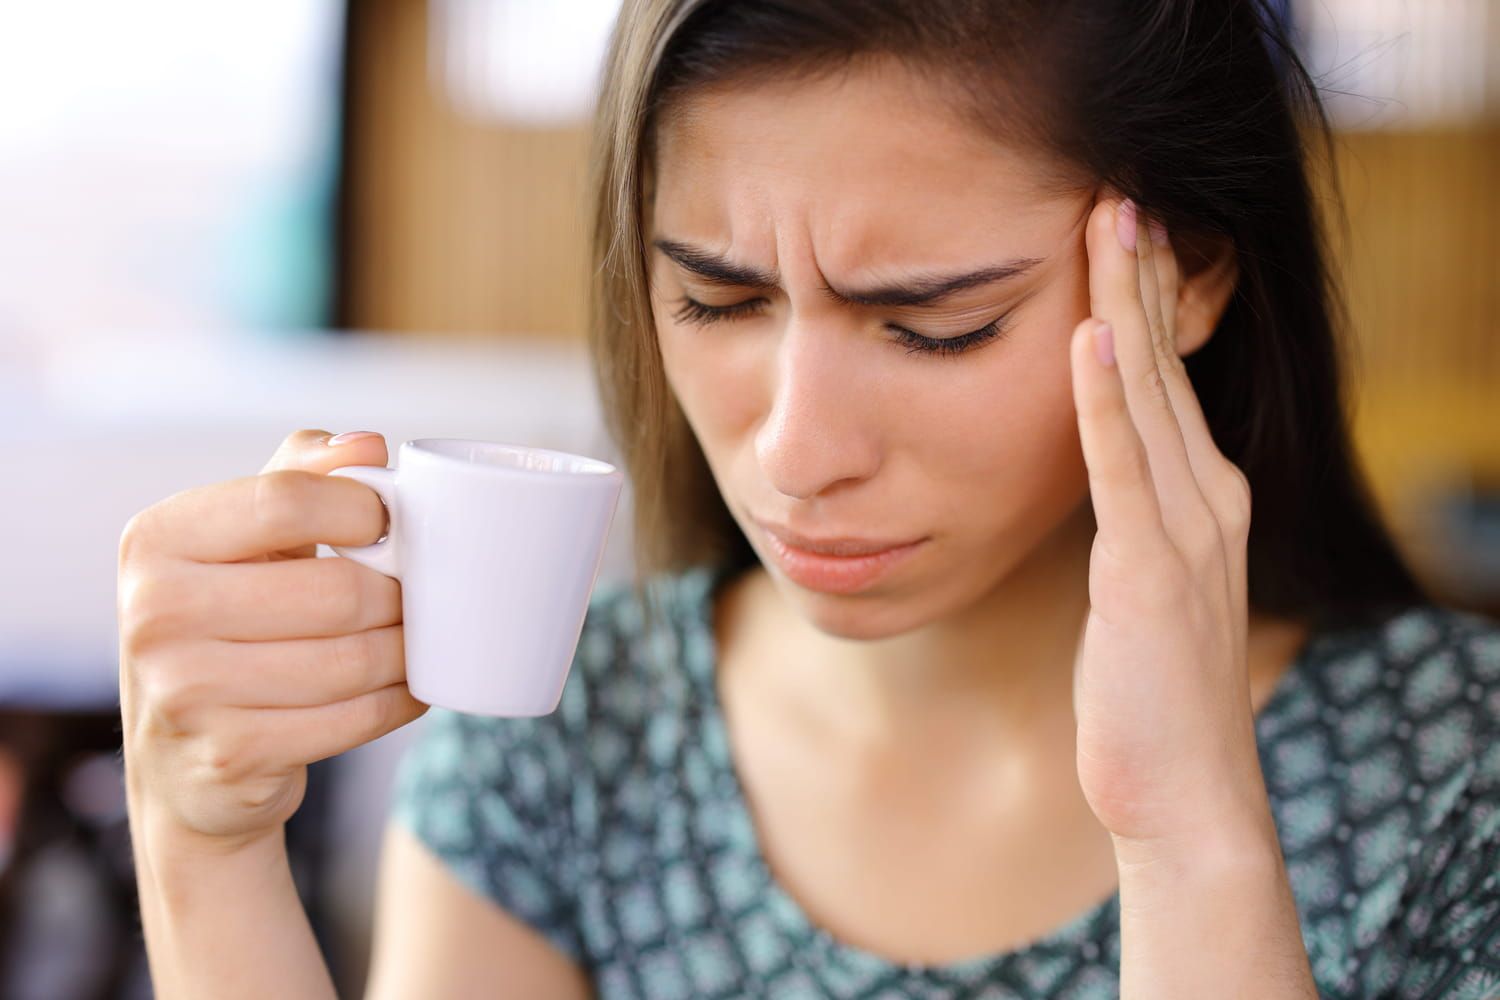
[754,321,882,500]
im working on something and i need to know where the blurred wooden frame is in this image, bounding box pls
[340,0,593,339]
[1319,128,1500,551]
[339,0,1498,598]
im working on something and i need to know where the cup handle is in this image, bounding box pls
[325,466,402,579]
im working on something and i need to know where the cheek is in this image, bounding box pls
[901,320,1085,501]
[654,311,765,449]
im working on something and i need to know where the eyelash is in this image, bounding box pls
[668,296,1012,357]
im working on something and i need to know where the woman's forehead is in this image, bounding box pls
[648,64,1080,259]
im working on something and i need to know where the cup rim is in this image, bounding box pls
[404,438,622,481]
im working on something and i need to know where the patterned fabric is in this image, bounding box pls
[389,564,1500,999]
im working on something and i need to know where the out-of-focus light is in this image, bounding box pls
[0,0,345,352]
[1295,0,1497,129]
[431,0,624,125]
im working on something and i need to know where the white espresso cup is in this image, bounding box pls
[325,437,623,717]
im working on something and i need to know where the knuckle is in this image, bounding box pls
[325,687,382,746]
[1104,440,1152,487]
[233,776,295,818]
[1156,338,1187,377]
[1139,364,1171,406]
[367,625,404,685]
[252,470,317,537]
[139,660,213,733]
[118,508,154,566]
[311,558,367,631]
[283,428,332,457]
[1085,538,1127,589]
[360,683,413,742]
[374,684,419,735]
[118,571,189,649]
[357,688,393,736]
[116,570,152,640]
[261,429,320,474]
[332,627,378,694]
[1215,462,1253,529]
[339,482,389,542]
[1096,443,1151,492]
[203,732,256,784]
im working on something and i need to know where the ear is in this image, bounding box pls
[1171,229,1239,358]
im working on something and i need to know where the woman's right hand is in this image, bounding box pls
[117,429,429,851]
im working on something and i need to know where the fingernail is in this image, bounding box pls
[1092,321,1115,367]
[327,430,379,446]
[1148,218,1168,246]
[1115,199,1138,253]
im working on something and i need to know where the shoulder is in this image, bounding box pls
[1269,603,1500,993]
[1308,603,1499,752]
[1285,602,1500,816]
[1266,604,1498,778]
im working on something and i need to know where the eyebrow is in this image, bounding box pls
[651,237,1044,308]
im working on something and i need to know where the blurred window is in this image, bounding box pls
[0,1,346,357]
[1294,0,1498,129]
[431,0,623,125]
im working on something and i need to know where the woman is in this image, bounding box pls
[117,0,1500,998]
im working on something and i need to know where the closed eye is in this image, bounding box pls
[667,295,1012,358]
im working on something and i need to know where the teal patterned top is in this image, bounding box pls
[389,564,1500,999]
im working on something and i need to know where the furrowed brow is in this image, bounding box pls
[651,237,1043,307]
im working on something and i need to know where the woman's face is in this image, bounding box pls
[647,57,1098,640]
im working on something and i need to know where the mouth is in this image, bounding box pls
[758,522,922,556]
[753,518,927,595]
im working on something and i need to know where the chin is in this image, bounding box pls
[766,563,960,642]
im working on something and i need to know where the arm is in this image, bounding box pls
[115,429,424,999]
[1112,811,1317,1000]
[132,801,597,1000]
[129,799,338,1000]
[365,821,594,1000]
[1067,198,1317,996]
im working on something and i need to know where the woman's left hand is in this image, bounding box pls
[1067,194,1270,852]
[1068,195,1318,999]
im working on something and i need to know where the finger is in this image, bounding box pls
[182,625,407,709]
[139,467,390,564]
[1070,316,1168,556]
[227,683,430,766]
[260,429,389,476]
[133,557,402,643]
[1140,217,1252,621]
[1136,216,1177,377]
[1146,217,1179,353]
[258,430,390,560]
[1140,223,1245,517]
[1087,197,1209,529]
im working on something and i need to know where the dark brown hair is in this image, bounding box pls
[585,0,1431,633]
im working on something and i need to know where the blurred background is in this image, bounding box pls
[0,0,1495,996]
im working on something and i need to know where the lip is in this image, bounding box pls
[755,519,927,595]
[754,519,923,556]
